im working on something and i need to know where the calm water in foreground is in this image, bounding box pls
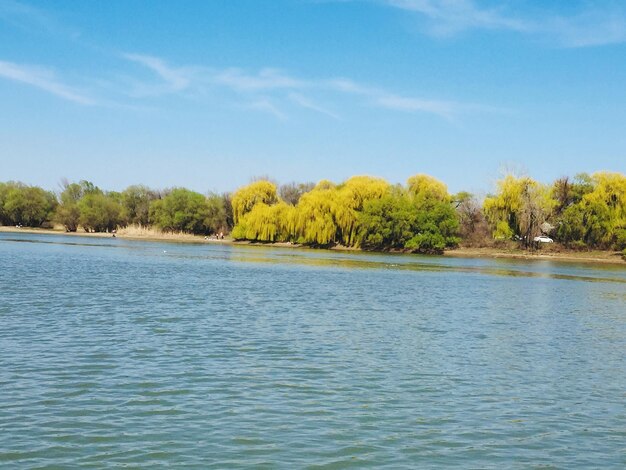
[1,232,625,468]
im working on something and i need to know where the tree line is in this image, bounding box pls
[0,181,232,235]
[1,172,625,254]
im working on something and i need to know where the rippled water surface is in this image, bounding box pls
[1,232,625,468]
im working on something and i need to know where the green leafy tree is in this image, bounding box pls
[357,188,416,249]
[219,192,234,231]
[0,182,14,225]
[205,192,229,233]
[405,199,460,254]
[122,185,158,226]
[556,204,585,246]
[55,180,101,232]
[358,180,459,254]
[78,192,125,232]
[2,183,57,227]
[149,188,213,234]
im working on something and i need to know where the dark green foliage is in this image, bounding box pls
[358,188,459,254]
[205,192,229,233]
[221,193,234,230]
[0,182,57,227]
[149,188,218,234]
[78,192,125,232]
[408,199,460,254]
[122,185,157,226]
[405,232,447,253]
[358,191,416,249]
[552,175,593,214]
[615,229,626,250]
[555,203,585,247]
[0,182,12,225]
[56,181,102,232]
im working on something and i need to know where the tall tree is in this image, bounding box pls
[149,188,213,234]
[78,192,125,232]
[231,180,278,224]
[279,182,315,206]
[483,175,555,244]
[122,185,158,226]
[2,184,57,227]
[55,180,99,232]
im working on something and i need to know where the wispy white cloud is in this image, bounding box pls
[0,60,94,104]
[375,94,457,116]
[122,54,198,96]
[0,0,80,38]
[122,53,490,120]
[0,45,487,121]
[214,68,307,91]
[247,98,288,120]
[325,77,458,118]
[288,92,340,119]
[548,9,626,47]
[0,0,52,29]
[384,0,529,36]
[379,0,626,47]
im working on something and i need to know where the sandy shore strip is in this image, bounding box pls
[446,246,625,265]
[1,226,624,265]
[0,226,228,245]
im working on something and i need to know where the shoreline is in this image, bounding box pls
[1,226,624,266]
[444,246,625,266]
[0,226,230,245]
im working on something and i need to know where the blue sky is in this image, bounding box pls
[1,0,626,195]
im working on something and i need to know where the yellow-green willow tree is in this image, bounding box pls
[290,176,390,246]
[407,174,450,202]
[483,175,555,243]
[292,181,340,245]
[231,180,279,224]
[231,202,295,242]
[565,172,626,248]
[231,175,459,249]
[333,176,389,246]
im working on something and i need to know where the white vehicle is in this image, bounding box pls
[533,235,553,243]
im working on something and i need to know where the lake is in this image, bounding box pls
[1,232,625,468]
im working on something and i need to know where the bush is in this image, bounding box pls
[405,232,446,254]
[149,188,219,234]
[568,240,588,251]
[615,229,626,250]
[79,193,125,232]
